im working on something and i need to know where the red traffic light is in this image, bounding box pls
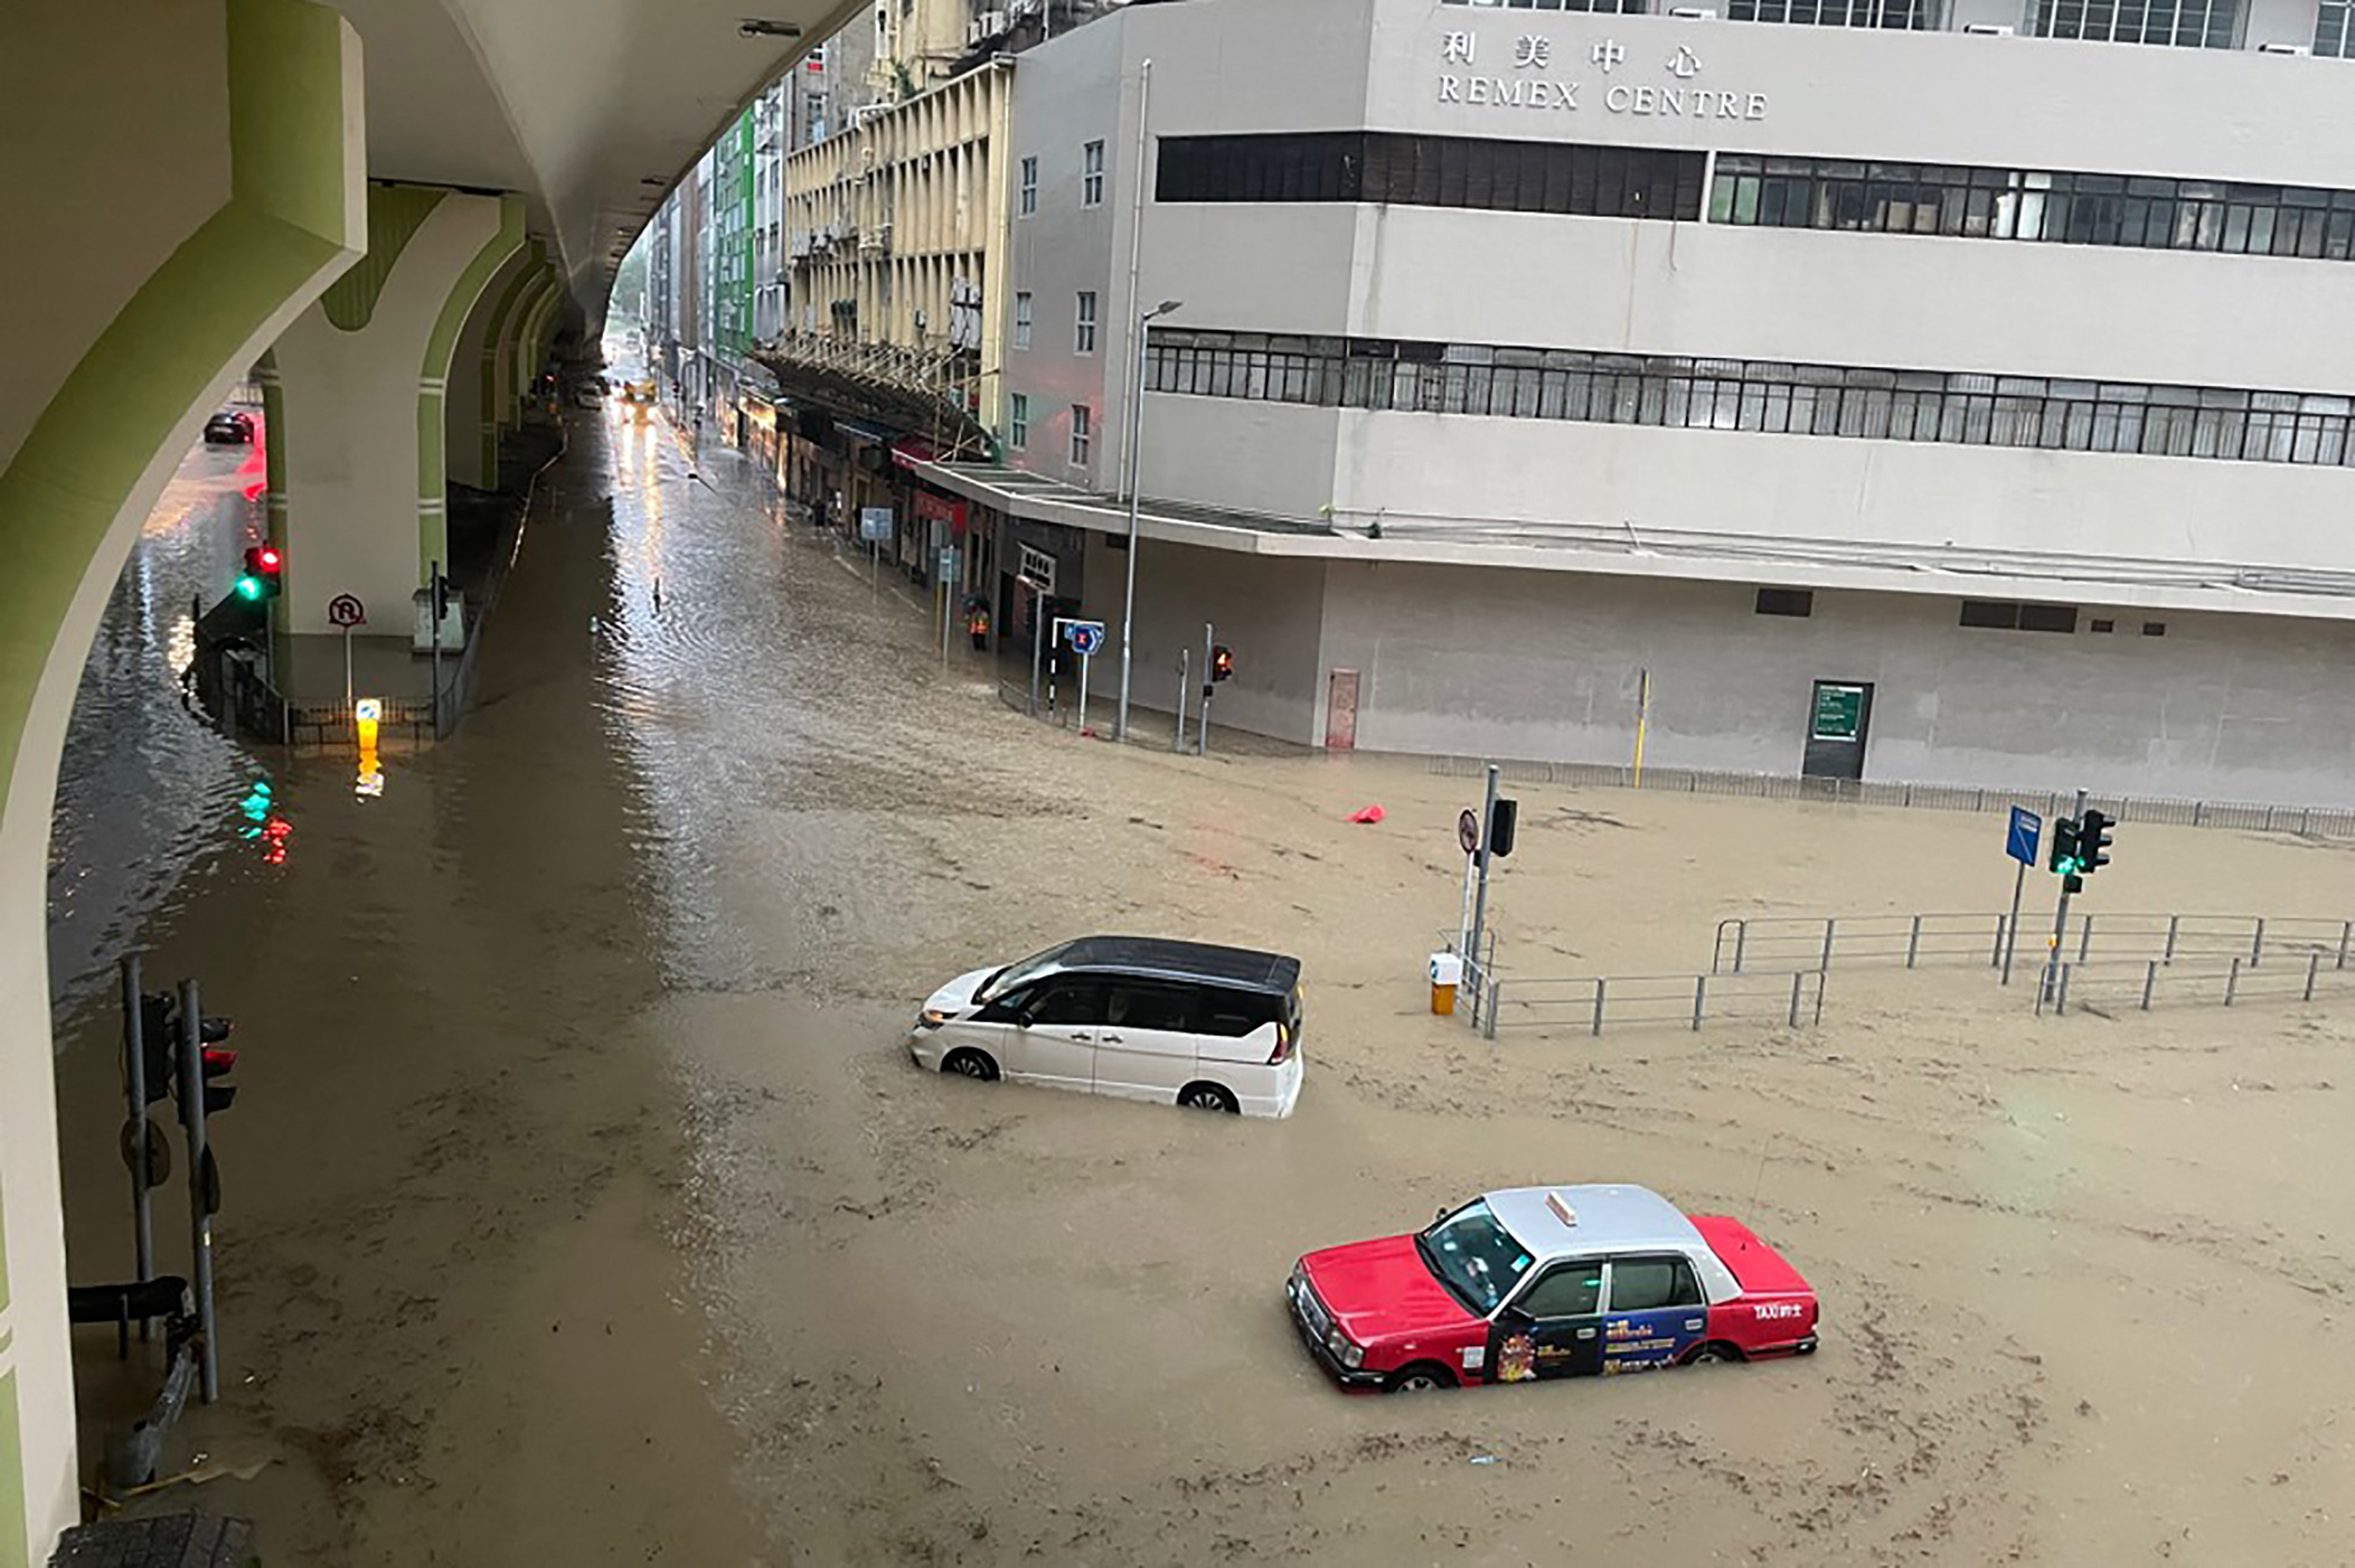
[255,545,282,574]
[200,1048,236,1077]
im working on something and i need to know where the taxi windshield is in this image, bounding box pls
[982,940,1079,1001]
[1417,1200,1534,1317]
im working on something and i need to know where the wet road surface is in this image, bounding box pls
[51,402,2355,1566]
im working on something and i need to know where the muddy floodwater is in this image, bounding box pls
[50,409,2355,1565]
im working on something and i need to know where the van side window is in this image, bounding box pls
[1107,981,1195,1033]
[1028,980,1106,1026]
[1199,989,1275,1037]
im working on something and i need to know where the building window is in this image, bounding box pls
[2033,0,2238,45]
[1728,0,1934,23]
[1437,0,1646,8]
[1082,139,1106,206]
[1010,392,1029,449]
[1019,155,1038,216]
[2090,618,2116,633]
[1075,292,1097,354]
[1070,403,1092,464]
[2321,0,2355,53]
[1015,291,1032,350]
[1960,600,2079,633]
[1754,588,1814,617]
[1710,154,2355,266]
[1142,326,2355,473]
[2143,621,2168,636]
[1157,132,1704,223]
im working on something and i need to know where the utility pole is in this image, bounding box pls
[121,956,154,1338]
[176,978,219,1402]
[1197,621,1214,756]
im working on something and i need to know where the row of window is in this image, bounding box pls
[1754,590,2171,635]
[1016,138,1108,218]
[1142,329,2355,468]
[1437,0,2255,47]
[1011,288,1095,355]
[1713,155,2355,259]
[1006,392,1092,465]
[1156,133,1706,221]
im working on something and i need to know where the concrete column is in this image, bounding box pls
[508,271,560,420]
[461,242,545,490]
[270,186,524,639]
[445,245,532,492]
[0,5,363,1562]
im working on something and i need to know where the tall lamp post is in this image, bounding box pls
[1115,300,1182,742]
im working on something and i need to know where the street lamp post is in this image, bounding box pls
[1115,299,1182,743]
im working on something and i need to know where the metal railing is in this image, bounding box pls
[1424,753,2355,840]
[2050,953,2349,1015]
[1713,913,2006,975]
[1482,968,1827,1040]
[1713,911,2355,976]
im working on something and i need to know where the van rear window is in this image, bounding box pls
[1200,988,1278,1038]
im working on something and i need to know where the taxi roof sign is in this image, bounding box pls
[1546,1191,1579,1228]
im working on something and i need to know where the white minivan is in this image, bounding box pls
[909,936,1305,1117]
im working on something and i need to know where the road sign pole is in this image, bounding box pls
[429,561,444,736]
[1174,647,1189,752]
[1079,649,1090,736]
[2002,858,2026,985]
[342,625,354,733]
[1467,765,1502,986]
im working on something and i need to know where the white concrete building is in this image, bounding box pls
[905,0,2355,806]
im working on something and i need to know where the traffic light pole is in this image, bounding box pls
[121,956,154,1339]
[2001,857,2027,986]
[1198,622,1214,756]
[429,559,445,737]
[176,978,220,1403]
[2041,787,2088,1007]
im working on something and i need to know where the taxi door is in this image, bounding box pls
[1597,1254,1709,1375]
[1486,1258,1605,1383]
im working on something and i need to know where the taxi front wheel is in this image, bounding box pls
[1386,1363,1457,1394]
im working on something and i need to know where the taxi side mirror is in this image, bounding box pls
[1434,1206,1448,1225]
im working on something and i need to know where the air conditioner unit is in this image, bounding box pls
[2257,40,2312,52]
[1667,6,1717,16]
[979,8,1007,31]
[1962,21,2015,32]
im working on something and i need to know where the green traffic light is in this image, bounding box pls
[235,575,264,601]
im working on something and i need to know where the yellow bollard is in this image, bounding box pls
[1428,952,1464,1016]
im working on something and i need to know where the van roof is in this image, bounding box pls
[1056,936,1301,995]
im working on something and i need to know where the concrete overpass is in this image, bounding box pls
[0,1,850,1558]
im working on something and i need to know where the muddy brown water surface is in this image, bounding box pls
[51,409,2355,1565]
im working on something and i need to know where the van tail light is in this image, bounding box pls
[1269,1024,1294,1065]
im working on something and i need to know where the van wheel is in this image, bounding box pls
[941,1048,999,1083]
[1387,1363,1456,1394]
[1178,1082,1239,1114]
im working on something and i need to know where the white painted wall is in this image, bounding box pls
[1319,559,2355,804]
[273,193,511,636]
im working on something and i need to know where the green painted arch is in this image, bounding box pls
[479,245,548,467]
[0,2,364,1560]
[322,185,445,331]
[416,196,523,576]
[511,271,560,397]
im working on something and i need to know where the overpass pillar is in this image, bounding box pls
[452,241,544,491]
[507,270,560,426]
[0,4,363,1562]
[269,186,524,640]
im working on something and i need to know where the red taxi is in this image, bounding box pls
[1287,1184,1817,1392]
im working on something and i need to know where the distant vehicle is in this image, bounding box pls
[575,385,602,409]
[203,412,254,445]
[910,936,1305,1117]
[1288,1184,1818,1393]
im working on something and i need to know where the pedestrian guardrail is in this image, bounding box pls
[1423,753,2355,840]
[1712,911,2355,977]
[1481,968,1826,1040]
[1712,913,2006,975]
[2049,952,2351,1016]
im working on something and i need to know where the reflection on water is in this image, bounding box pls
[48,443,270,1021]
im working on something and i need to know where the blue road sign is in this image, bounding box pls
[2006,806,2042,866]
[1066,621,1106,655]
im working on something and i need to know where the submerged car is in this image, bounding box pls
[1288,1183,1817,1392]
[203,411,254,445]
[910,936,1304,1117]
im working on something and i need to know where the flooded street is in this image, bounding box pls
[49,406,2355,1566]
[48,437,268,1018]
